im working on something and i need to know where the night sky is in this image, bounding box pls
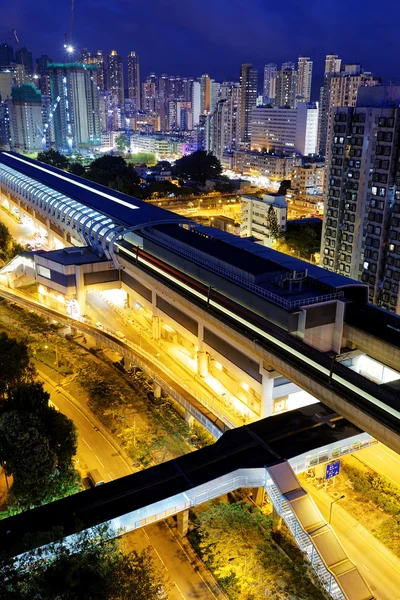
[2,0,399,97]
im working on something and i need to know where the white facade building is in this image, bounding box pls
[241,193,287,246]
[295,102,319,155]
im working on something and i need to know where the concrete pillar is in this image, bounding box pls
[261,373,274,418]
[153,382,162,399]
[177,509,189,537]
[152,315,161,340]
[254,487,265,507]
[75,265,86,316]
[197,350,208,377]
[95,338,103,350]
[125,293,131,309]
[123,355,131,369]
[271,506,282,530]
[185,410,195,428]
[333,300,345,354]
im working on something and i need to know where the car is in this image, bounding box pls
[157,586,168,599]
[95,321,104,330]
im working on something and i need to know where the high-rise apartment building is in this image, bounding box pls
[0,43,14,68]
[199,74,211,114]
[36,54,53,95]
[82,50,106,92]
[317,55,342,155]
[320,86,400,313]
[48,62,101,152]
[142,79,157,113]
[192,81,201,126]
[263,64,277,102]
[107,50,124,107]
[250,103,317,155]
[0,72,13,101]
[239,63,258,145]
[9,83,43,152]
[295,102,319,155]
[0,100,11,149]
[212,83,240,159]
[127,51,140,111]
[15,47,33,75]
[275,66,297,108]
[296,57,312,103]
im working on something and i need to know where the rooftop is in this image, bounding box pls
[0,152,191,232]
[35,246,108,266]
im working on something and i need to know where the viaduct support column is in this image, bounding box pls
[185,410,195,428]
[254,487,265,507]
[153,382,162,399]
[260,372,274,418]
[75,265,86,316]
[177,509,189,537]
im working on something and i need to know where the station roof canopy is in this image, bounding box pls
[0,152,192,231]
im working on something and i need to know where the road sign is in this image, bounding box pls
[326,460,340,480]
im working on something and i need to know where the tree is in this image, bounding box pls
[278,221,322,259]
[37,149,69,170]
[68,161,85,176]
[0,525,165,599]
[0,333,31,398]
[278,179,291,196]
[85,155,140,196]
[0,222,25,263]
[266,205,280,241]
[173,150,222,184]
[0,381,79,510]
[197,501,325,600]
[115,134,129,153]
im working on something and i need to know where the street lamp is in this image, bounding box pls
[329,494,345,525]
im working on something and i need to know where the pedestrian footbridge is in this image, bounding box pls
[1,409,374,600]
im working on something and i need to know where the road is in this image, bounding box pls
[122,520,219,600]
[38,370,132,483]
[304,483,400,600]
[86,291,246,427]
[355,442,400,486]
[38,370,220,599]
[0,208,33,245]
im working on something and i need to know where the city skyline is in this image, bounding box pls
[2,0,399,94]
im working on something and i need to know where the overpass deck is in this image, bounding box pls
[0,407,374,599]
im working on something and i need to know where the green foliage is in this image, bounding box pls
[278,179,291,195]
[195,501,325,600]
[0,378,79,510]
[279,221,322,259]
[143,180,179,199]
[0,222,25,262]
[173,150,222,184]
[0,332,31,397]
[342,462,400,515]
[115,133,129,153]
[266,205,280,240]
[0,525,165,599]
[37,149,69,170]
[375,514,400,558]
[127,152,156,166]
[68,161,85,176]
[85,154,140,196]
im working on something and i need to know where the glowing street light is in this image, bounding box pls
[64,44,74,54]
[329,494,345,525]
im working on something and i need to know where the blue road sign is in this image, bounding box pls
[326,460,341,480]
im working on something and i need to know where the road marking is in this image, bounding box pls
[81,438,92,450]
[94,454,105,468]
[154,548,168,571]
[363,564,370,571]
[107,472,113,481]
[174,583,187,599]
[143,530,150,541]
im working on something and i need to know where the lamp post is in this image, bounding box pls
[329,494,345,525]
